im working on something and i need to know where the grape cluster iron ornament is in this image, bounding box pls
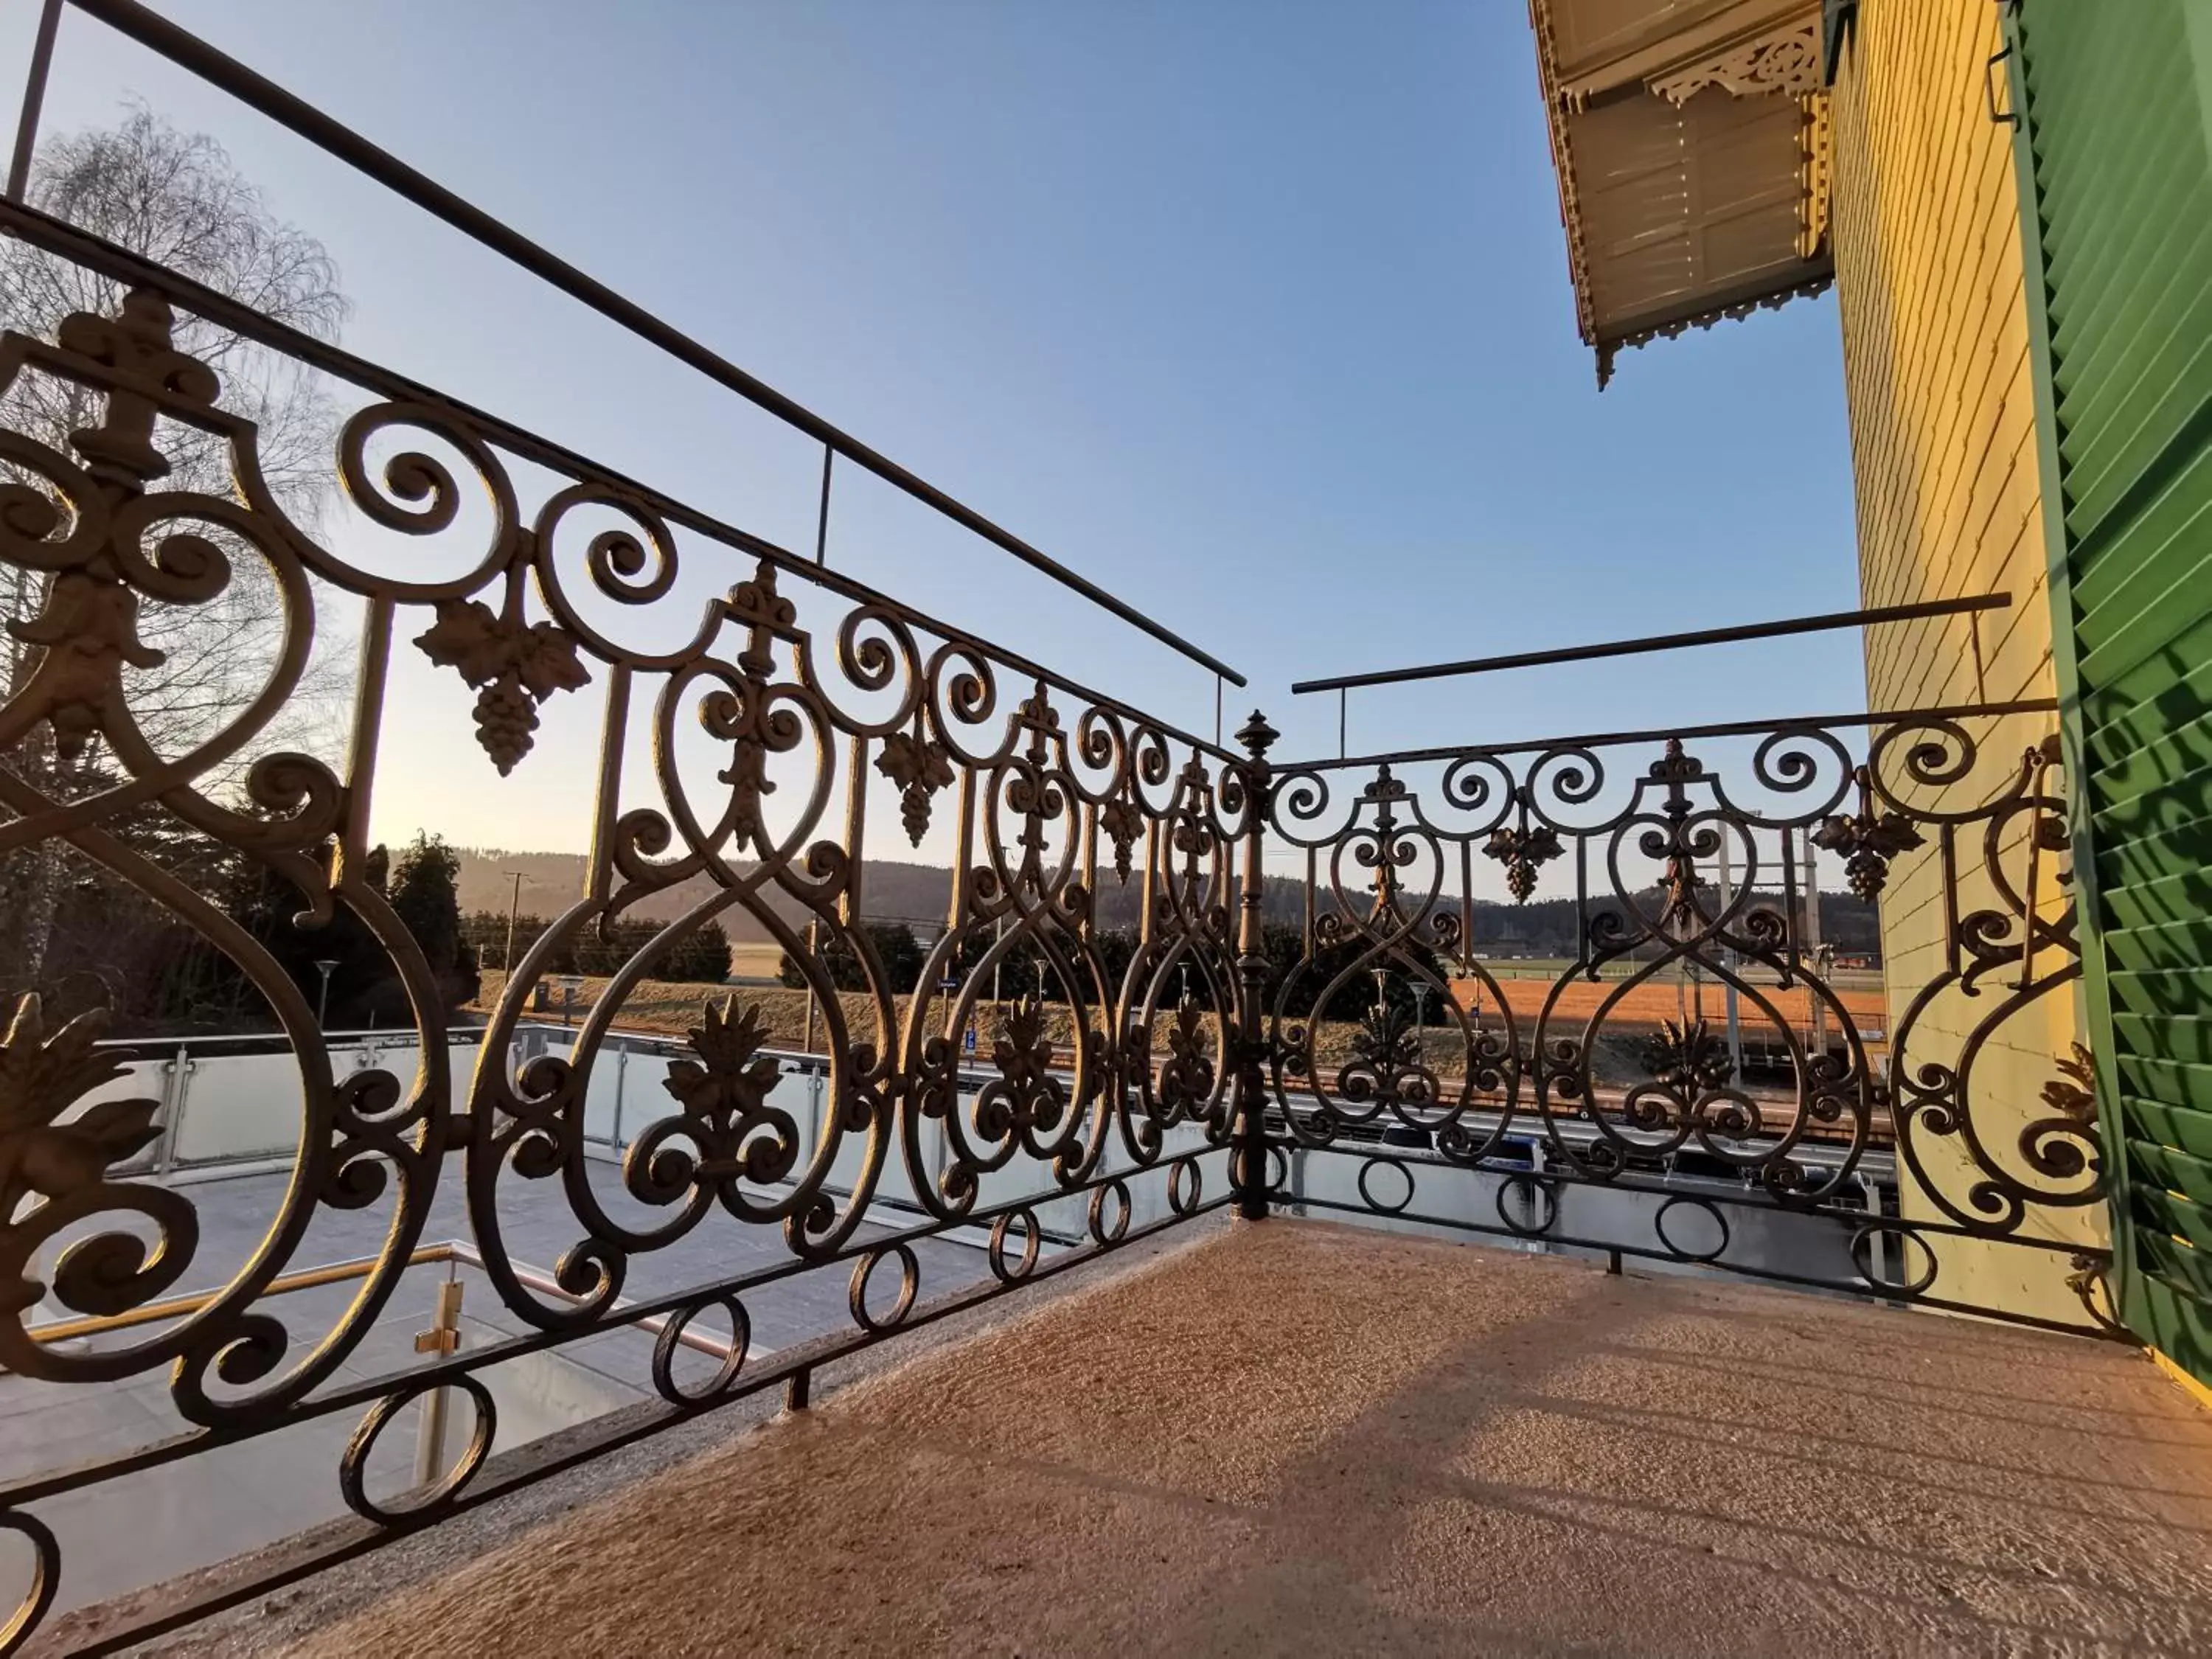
[1483,818,1563,902]
[876,725,955,845]
[1809,762,1927,902]
[414,595,590,774]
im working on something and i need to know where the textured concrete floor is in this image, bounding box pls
[286,1221,2212,1658]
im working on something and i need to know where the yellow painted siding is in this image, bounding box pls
[1831,0,2102,1315]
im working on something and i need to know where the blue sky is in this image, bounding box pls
[5,0,1860,857]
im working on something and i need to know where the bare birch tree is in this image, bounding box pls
[1,106,352,990]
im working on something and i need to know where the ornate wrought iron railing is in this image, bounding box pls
[0,237,2121,1636]
[0,7,2127,1649]
[0,218,1273,1651]
[1259,710,2112,1332]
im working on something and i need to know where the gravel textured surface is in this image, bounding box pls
[120,1221,2212,1656]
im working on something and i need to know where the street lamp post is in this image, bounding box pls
[501,870,524,975]
[801,919,820,1056]
[1804,825,1829,1060]
[940,965,968,1060]
[313,959,339,1030]
[1718,832,1743,1081]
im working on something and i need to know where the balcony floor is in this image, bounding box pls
[287,1220,2212,1658]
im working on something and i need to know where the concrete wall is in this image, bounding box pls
[1829,0,2101,1310]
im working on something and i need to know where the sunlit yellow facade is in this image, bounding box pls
[1829,0,2098,1313]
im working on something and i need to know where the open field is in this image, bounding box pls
[1470,956,1882,990]
[1454,974,1887,1040]
[728,941,787,981]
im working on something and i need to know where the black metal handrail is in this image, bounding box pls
[16,0,1245,686]
[0,196,1244,766]
[1275,695,2059,774]
[1292,594,2010,694]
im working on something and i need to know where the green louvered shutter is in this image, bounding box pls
[2008,0,2212,1382]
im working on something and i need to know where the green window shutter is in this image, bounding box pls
[2010,0,2212,1382]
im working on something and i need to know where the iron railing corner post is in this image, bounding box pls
[1233,709,1279,1221]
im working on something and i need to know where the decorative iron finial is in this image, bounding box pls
[60,287,219,490]
[1234,709,1278,757]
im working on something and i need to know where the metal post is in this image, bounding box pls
[610,1040,629,1150]
[801,918,819,1055]
[938,965,960,1069]
[1717,833,1742,1081]
[1860,1172,1889,1299]
[153,1043,189,1176]
[52,0,1252,686]
[412,1273,465,1486]
[1233,711,1279,1221]
[313,959,338,1029]
[932,1082,948,1193]
[1803,827,1827,1060]
[501,869,524,974]
[5,0,63,204]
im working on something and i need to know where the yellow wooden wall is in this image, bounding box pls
[1829,0,2102,1313]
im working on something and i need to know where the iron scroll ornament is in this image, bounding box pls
[0,288,451,1424]
[0,285,1248,1546]
[1262,722,2101,1231]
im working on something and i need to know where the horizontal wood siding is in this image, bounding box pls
[1831,0,2096,1316]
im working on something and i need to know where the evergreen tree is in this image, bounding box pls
[781,921,928,995]
[385,832,479,1012]
[664,920,734,984]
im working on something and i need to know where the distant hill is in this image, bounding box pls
[451,846,1879,959]
[449,846,1280,939]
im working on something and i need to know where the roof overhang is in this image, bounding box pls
[1528,0,1834,386]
